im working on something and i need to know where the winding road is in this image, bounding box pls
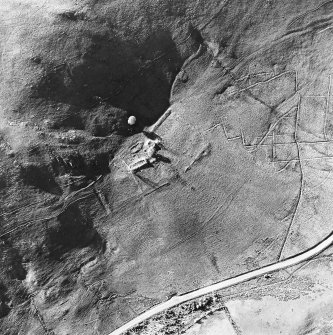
[109,231,333,335]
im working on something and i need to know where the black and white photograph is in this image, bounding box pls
[1,1,333,334]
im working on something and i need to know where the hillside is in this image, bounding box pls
[1,1,333,334]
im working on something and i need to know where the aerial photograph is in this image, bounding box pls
[1,0,333,334]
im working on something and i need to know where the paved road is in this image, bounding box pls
[109,231,333,335]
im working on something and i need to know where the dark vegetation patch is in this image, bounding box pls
[86,104,128,137]
[45,205,103,260]
[0,174,6,191]
[49,146,113,178]
[19,163,62,195]
[0,283,10,318]
[45,105,86,130]
[83,151,110,176]
[16,136,120,197]
[25,24,201,133]
[30,56,42,65]
[50,151,86,177]
[57,11,86,22]
[0,244,27,281]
